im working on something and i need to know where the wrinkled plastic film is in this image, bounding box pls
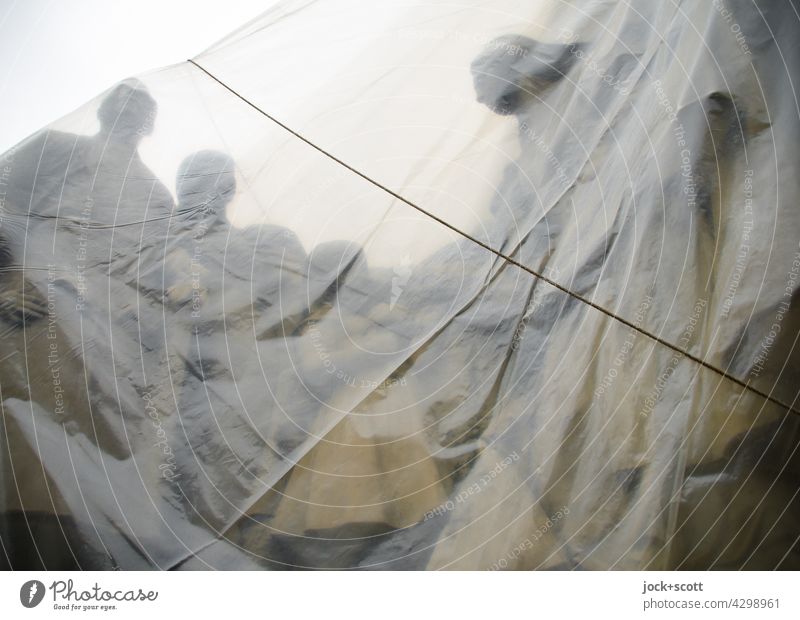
[0,0,798,569]
[199,0,800,407]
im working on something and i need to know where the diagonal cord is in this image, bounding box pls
[187,58,800,418]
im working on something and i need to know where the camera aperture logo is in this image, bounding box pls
[19,579,158,612]
[20,580,45,608]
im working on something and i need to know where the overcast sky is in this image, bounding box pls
[0,0,274,152]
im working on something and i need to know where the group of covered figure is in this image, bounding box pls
[1,28,798,570]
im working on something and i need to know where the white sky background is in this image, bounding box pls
[0,0,275,152]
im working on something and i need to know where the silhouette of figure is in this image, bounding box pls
[471,35,581,116]
[0,80,181,568]
[0,78,173,332]
[0,79,173,326]
[470,35,584,256]
[148,150,308,322]
[145,150,317,527]
[2,77,172,247]
[464,33,800,571]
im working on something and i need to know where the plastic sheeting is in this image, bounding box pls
[1,0,798,569]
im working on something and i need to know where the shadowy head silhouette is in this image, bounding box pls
[176,150,237,218]
[97,78,157,142]
[471,35,580,116]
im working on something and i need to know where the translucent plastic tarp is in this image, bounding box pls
[1,0,798,569]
